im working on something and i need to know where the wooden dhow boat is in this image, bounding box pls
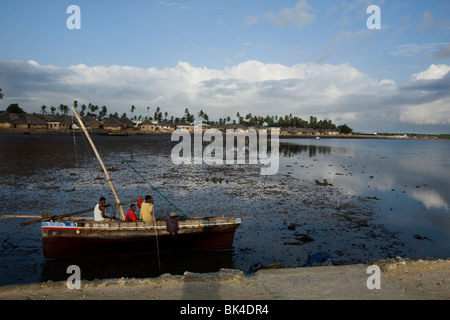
[41,217,242,259]
[21,107,242,259]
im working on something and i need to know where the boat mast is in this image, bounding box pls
[71,106,126,221]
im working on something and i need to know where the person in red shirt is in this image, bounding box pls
[126,204,138,222]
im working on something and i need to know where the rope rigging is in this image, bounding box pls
[91,128,189,219]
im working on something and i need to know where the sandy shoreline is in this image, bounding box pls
[0,129,447,140]
[0,258,448,300]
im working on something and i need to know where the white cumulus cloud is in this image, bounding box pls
[412,64,450,80]
[1,59,449,133]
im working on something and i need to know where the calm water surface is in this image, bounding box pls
[0,134,449,286]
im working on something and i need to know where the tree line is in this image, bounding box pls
[0,90,353,133]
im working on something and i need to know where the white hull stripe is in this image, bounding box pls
[42,219,242,231]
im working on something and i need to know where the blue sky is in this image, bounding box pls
[1,0,450,133]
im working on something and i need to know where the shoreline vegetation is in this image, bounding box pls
[0,109,448,139]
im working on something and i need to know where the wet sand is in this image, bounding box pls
[0,258,449,300]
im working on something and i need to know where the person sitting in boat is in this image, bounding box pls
[162,212,183,252]
[140,195,155,223]
[163,212,183,234]
[126,204,137,222]
[94,197,114,222]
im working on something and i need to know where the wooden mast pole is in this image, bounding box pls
[71,107,126,221]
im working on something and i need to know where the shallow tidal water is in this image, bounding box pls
[0,133,449,287]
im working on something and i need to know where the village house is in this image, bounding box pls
[224,123,248,133]
[202,123,211,134]
[0,112,20,129]
[175,121,194,133]
[281,127,300,135]
[156,120,175,133]
[267,124,281,135]
[102,117,125,131]
[11,113,48,130]
[247,124,263,131]
[139,119,157,132]
[132,118,144,127]
[41,114,73,131]
[197,122,211,133]
[79,116,102,129]
[120,117,135,129]
[298,128,316,136]
[316,129,340,136]
[209,123,225,133]
[175,122,214,133]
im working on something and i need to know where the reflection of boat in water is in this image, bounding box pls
[41,250,235,282]
[28,106,242,260]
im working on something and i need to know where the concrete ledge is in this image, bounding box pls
[0,258,449,300]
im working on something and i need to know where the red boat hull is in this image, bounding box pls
[42,218,241,259]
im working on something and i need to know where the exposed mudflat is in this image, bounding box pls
[0,135,449,288]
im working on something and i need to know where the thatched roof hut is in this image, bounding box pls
[80,116,101,129]
[224,124,248,132]
[139,119,157,132]
[39,114,74,130]
[11,113,48,129]
[0,112,20,128]
[120,117,135,129]
[103,117,125,131]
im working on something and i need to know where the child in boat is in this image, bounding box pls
[126,204,137,222]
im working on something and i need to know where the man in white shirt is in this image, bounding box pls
[94,197,114,221]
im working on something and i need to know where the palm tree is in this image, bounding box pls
[92,105,99,116]
[130,105,135,119]
[80,104,86,117]
[198,110,205,121]
[40,105,48,114]
[154,107,163,122]
[185,108,194,123]
[59,104,69,115]
[88,103,99,116]
[0,88,4,101]
[309,116,317,129]
[99,106,108,118]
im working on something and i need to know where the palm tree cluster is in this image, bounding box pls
[2,93,352,133]
[235,113,340,130]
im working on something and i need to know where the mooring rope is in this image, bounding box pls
[91,129,189,219]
